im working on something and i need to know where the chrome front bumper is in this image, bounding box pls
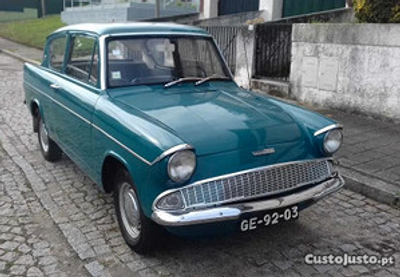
[151,175,345,227]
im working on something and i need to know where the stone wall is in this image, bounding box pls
[290,24,400,120]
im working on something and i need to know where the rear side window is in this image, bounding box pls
[48,36,67,71]
[66,35,99,86]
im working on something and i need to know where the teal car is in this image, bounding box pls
[24,23,344,253]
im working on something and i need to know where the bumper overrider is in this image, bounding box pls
[152,159,345,227]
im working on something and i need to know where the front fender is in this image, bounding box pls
[266,97,338,137]
[92,95,186,217]
[94,95,185,165]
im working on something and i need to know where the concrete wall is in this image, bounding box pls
[234,26,255,88]
[61,2,197,24]
[195,10,267,26]
[0,8,38,22]
[290,24,400,120]
[274,7,354,23]
[259,0,283,21]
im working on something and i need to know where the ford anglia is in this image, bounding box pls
[24,23,344,253]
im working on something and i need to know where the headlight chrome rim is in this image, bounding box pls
[167,150,196,183]
[323,129,343,154]
[156,191,185,210]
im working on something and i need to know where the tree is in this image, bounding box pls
[353,0,400,23]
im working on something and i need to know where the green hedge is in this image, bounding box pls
[353,0,400,23]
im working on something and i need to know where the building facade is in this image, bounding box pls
[201,0,347,21]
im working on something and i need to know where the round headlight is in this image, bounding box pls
[167,150,196,183]
[323,129,343,154]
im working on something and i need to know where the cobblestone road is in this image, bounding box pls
[0,54,399,277]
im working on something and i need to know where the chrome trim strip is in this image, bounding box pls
[314,124,343,137]
[105,32,212,38]
[152,158,333,212]
[99,35,107,90]
[152,175,345,226]
[25,81,192,166]
[91,124,152,166]
[151,144,194,165]
[24,81,91,125]
[24,81,161,166]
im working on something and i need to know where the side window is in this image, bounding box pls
[48,36,67,71]
[66,35,99,86]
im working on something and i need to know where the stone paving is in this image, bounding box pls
[291,107,400,206]
[1,53,400,277]
[322,110,400,186]
[0,121,90,277]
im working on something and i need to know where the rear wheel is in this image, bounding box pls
[38,115,62,162]
[114,169,161,253]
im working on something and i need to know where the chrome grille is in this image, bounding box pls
[180,159,332,209]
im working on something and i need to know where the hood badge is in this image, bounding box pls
[253,148,276,157]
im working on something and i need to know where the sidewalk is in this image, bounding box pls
[1,37,399,207]
[312,108,400,207]
[0,37,42,64]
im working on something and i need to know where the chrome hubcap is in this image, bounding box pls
[39,119,49,153]
[119,182,141,240]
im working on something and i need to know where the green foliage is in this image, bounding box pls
[353,0,400,23]
[0,15,65,49]
[72,37,96,58]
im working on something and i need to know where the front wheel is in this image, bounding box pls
[38,116,62,162]
[114,169,162,253]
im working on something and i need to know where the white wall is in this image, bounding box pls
[290,24,400,120]
[259,0,283,21]
[202,0,218,18]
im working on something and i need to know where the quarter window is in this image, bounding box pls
[48,36,67,71]
[66,35,99,86]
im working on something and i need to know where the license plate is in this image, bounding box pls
[240,205,299,232]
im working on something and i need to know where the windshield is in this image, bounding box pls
[106,36,231,88]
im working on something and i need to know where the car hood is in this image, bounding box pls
[110,85,307,156]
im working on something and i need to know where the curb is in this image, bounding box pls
[340,166,400,208]
[0,49,40,65]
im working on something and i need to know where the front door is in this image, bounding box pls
[51,33,100,175]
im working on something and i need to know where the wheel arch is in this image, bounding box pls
[30,99,43,133]
[101,151,133,194]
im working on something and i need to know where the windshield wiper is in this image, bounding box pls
[164,77,202,88]
[195,75,231,86]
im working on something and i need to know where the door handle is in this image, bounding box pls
[50,84,61,90]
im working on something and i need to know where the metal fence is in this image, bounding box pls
[202,26,241,74]
[254,23,293,81]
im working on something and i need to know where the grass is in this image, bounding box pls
[0,15,66,49]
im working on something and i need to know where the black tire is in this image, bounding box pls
[114,169,162,254]
[37,115,62,162]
